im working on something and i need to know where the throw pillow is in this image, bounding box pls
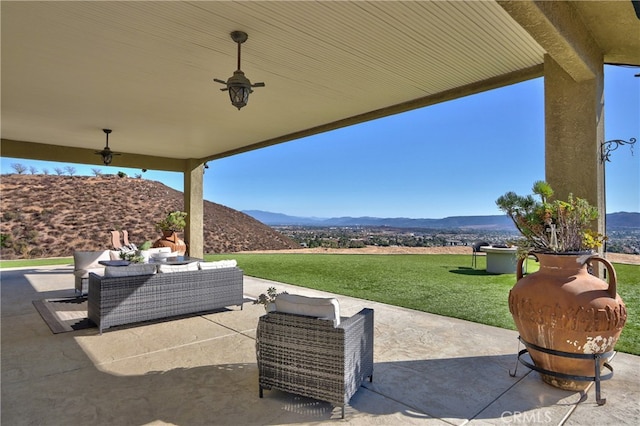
[275,293,341,327]
[157,262,199,273]
[198,259,237,270]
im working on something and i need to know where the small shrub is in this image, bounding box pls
[39,209,55,220]
[0,234,12,248]
[25,230,39,241]
[15,241,30,258]
[2,211,21,221]
[28,247,43,258]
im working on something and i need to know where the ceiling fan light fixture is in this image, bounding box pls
[213,31,265,110]
[228,70,252,109]
[95,128,120,166]
[101,149,113,166]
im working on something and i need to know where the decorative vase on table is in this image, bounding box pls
[509,252,627,390]
[152,230,187,256]
[153,211,188,256]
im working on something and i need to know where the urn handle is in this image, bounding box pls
[589,255,618,299]
[516,253,538,280]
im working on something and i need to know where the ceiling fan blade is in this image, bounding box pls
[252,82,265,87]
[95,150,121,156]
[213,78,227,85]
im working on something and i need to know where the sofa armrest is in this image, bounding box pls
[339,308,374,394]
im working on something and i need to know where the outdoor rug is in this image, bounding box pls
[33,296,94,334]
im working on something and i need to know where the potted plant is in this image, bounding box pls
[153,211,188,255]
[119,250,144,264]
[253,287,287,312]
[496,181,626,392]
[137,240,153,263]
[119,240,152,263]
[155,211,187,235]
[495,180,604,256]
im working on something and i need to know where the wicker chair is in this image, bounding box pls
[73,250,111,295]
[256,306,374,419]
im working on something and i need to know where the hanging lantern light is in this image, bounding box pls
[214,31,265,110]
[95,128,120,165]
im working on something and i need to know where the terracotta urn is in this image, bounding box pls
[509,252,627,390]
[152,230,187,255]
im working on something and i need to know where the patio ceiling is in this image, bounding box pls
[2,1,639,170]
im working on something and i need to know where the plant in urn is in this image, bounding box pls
[153,211,188,255]
[496,181,626,394]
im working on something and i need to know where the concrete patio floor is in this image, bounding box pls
[2,265,638,425]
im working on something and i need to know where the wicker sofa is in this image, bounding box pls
[88,265,244,333]
[256,294,374,419]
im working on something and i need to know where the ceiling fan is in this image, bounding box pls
[95,128,121,166]
[214,31,265,110]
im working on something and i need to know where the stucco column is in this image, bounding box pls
[544,54,605,248]
[184,160,205,258]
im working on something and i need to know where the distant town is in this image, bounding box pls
[244,210,640,255]
[271,225,639,255]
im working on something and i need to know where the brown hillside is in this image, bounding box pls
[0,174,297,259]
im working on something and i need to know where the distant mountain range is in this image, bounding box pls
[243,210,640,230]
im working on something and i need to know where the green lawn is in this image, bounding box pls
[2,253,637,355]
[0,257,73,268]
[206,253,640,356]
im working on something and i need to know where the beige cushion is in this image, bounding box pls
[157,262,199,273]
[104,264,158,277]
[74,250,111,270]
[109,250,123,261]
[198,259,237,270]
[275,293,341,327]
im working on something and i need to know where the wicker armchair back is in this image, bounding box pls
[256,308,374,418]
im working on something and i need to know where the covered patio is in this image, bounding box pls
[2,2,639,423]
[2,1,639,258]
[2,265,638,424]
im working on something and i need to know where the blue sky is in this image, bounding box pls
[2,65,638,219]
